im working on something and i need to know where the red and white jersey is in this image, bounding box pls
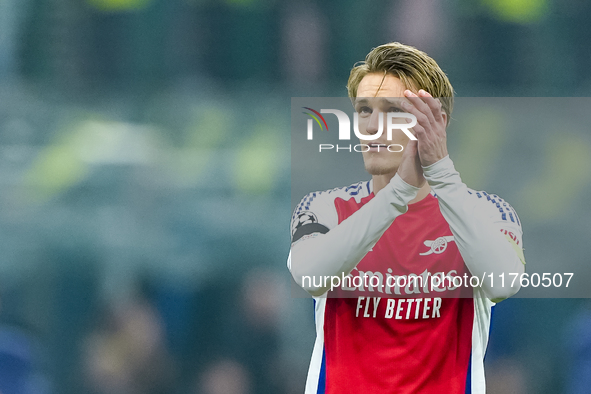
[289,179,523,394]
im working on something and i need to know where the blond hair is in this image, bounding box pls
[347,42,454,125]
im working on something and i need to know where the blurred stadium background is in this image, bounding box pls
[0,0,590,393]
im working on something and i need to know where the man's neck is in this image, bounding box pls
[372,173,431,204]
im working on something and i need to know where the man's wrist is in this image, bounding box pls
[422,155,457,186]
[387,173,421,207]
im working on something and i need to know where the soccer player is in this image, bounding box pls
[287,42,526,393]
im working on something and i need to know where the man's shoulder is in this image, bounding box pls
[291,180,372,223]
[464,188,522,228]
[290,180,371,239]
[293,180,372,211]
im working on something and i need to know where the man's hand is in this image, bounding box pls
[396,138,425,188]
[401,89,448,167]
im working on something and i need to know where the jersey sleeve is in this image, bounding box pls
[423,155,526,301]
[288,191,338,273]
[290,191,339,244]
[469,191,526,266]
[287,174,420,295]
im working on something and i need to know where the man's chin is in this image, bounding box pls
[364,164,399,176]
[362,154,401,176]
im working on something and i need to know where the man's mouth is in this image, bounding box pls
[366,143,388,152]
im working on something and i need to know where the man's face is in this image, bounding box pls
[355,73,412,176]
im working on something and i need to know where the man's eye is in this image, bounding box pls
[388,107,403,113]
[357,106,372,115]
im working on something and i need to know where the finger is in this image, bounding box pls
[404,90,436,125]
[417,90,445,124]
[411,122,435,155]
[400,139,419,169]
[410,140,423,170]
[404,139,418,156]
[405,140,426,183]
[401,99,431,134]
[410,123,429,147]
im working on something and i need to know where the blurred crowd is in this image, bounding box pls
[0,268,304,394]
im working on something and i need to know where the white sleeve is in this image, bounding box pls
[288,174,420,297]
[422,156,526,301]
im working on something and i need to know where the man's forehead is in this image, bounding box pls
[357,73,407,97]
[353,97,402,107]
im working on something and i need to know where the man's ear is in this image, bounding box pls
[442,112,448,126]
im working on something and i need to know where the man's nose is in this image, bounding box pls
[366,111,382,135]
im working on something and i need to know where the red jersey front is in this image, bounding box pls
[289,180,519,394]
